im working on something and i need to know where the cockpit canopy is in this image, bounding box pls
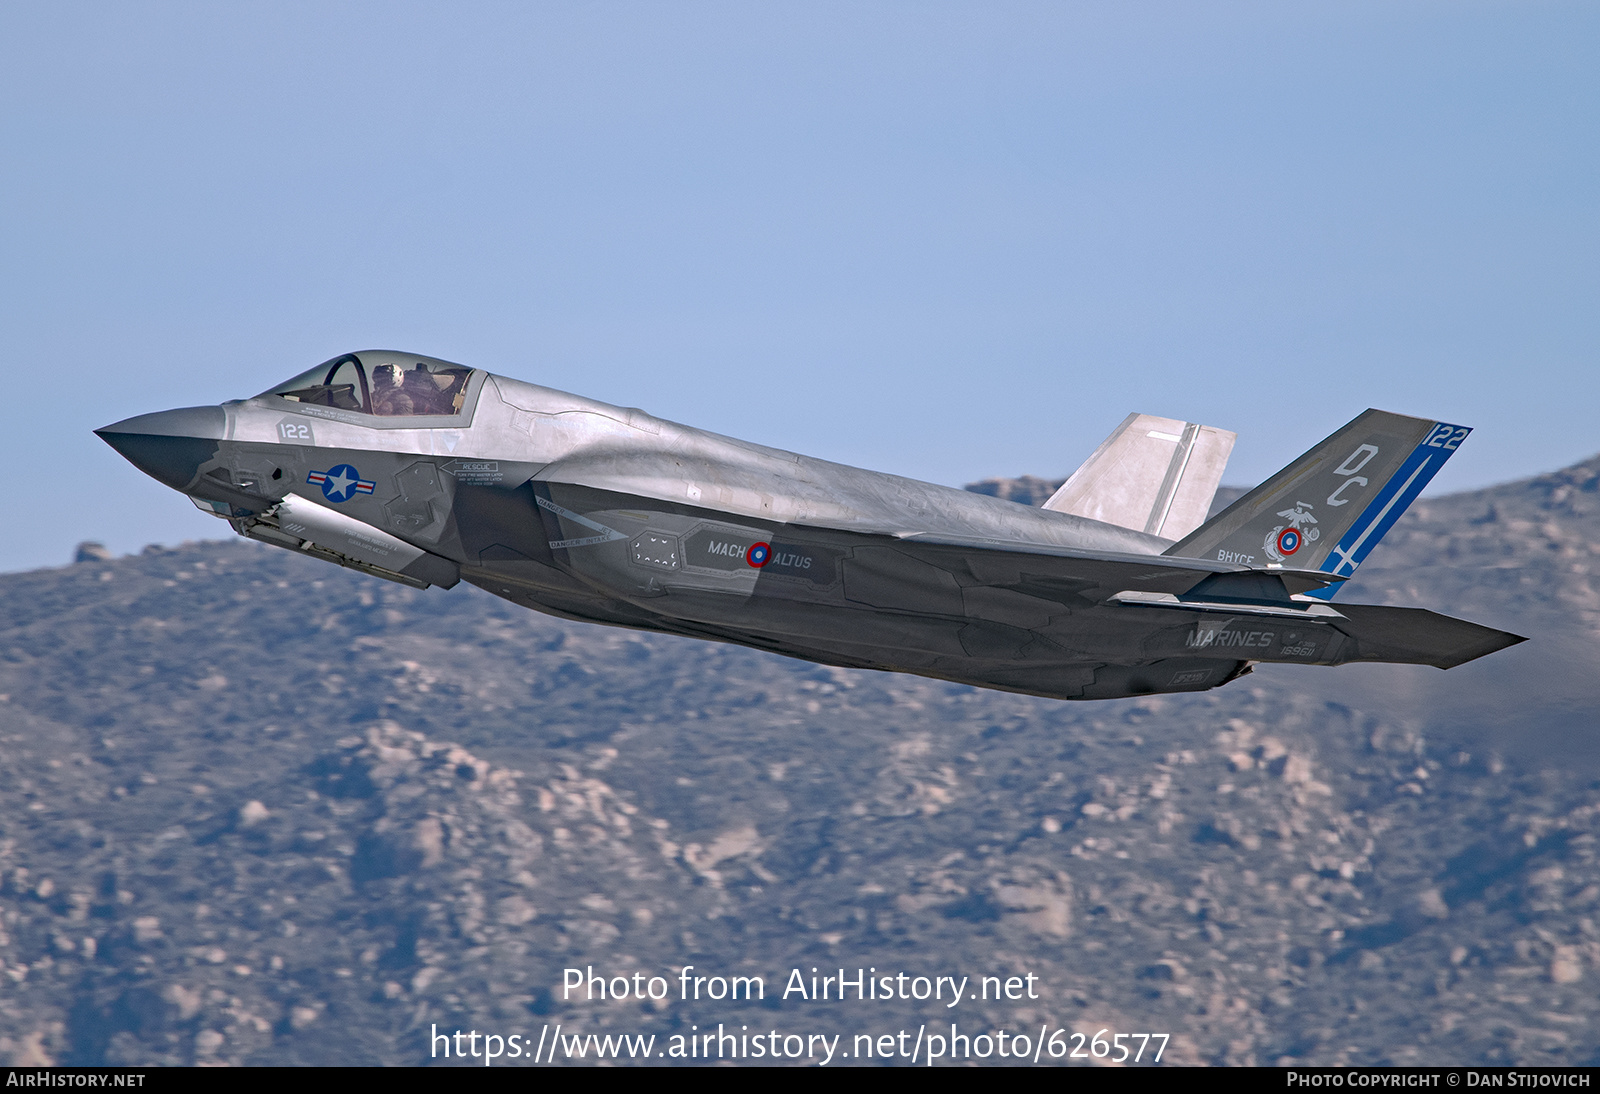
[259,352,476,417]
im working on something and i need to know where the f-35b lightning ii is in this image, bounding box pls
[97,352,1523,700]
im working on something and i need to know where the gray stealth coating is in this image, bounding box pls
[94,353,1523,701]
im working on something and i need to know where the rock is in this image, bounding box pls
[495,895,536,926]
[1551,948,1584,984]
[73,542,112,564]
[1416,888,1450,920]
[162,984,201,1020]
[9,1030,54,1066]
[1280,755,1313,785]
[963,475,1066,507]
[413,817,444,867]
[993,873,1073,937]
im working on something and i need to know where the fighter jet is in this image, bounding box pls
[96,352,1523,701]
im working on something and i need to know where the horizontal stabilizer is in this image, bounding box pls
[1166,409,1470,598]
[1109,589,1346,620]
[1045,413,1236,541]
[1329,604,1524,669]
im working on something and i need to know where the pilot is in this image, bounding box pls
[371,364,414,416]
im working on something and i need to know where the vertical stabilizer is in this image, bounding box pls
[1165,409,1470,598]
[1044,413,1236,541]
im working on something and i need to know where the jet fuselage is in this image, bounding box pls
[96,352,1522,701]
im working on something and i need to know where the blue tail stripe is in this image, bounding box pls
[1302,425,1466,600]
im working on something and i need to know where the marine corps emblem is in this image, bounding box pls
[1264,500,1320,563]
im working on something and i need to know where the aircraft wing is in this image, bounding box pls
[881,532,1523,668]
[1316,603,1527,669]
[889,531,1343,601]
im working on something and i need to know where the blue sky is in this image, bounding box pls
[2,2,1596,571]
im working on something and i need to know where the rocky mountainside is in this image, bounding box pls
[964,474,1068,508]
[0,461,1597,1066]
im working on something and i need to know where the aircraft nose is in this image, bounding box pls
[95,406,226,492]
